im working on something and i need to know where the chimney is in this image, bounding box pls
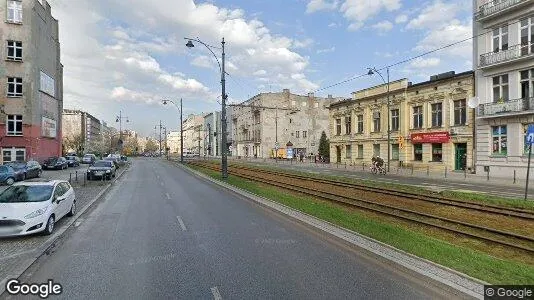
[308,92,314,98]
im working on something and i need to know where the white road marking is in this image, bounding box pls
[166,193,171,199]
[176,216,187,231]
[74,221,82,227]
[210,287,222,300]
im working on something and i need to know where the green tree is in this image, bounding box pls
[144,139,159,152]
[62,134,84,155]
[318,131,329,158]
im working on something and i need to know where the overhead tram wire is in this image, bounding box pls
[313,17,527,93]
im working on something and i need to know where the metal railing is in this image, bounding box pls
[480,43,534,67]
[478,97,534,116]
[475,0,527,20]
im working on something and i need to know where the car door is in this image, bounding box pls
[51,184,67,218]
[60,182,75,214]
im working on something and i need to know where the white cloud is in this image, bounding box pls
[340,0,401,31]
[293,38,314,49]
[316,46,336,54]
[190,55,215,69]
[395,14,407,23]
[371,20,393,32]
[410,57,441,68]
[328,22,339,28]
[413,19,472,59]
[306,0,339,13]
[253,69,267,76]
[406,1,461,30]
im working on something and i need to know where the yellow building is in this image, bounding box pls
[329,71,475,172]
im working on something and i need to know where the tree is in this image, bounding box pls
[63,134,84,155]
[144,139,159,152]
[318,131,329,158]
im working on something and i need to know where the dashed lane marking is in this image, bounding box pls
[210,287,222,300]
[166,193,171,199]
[176,216,187,231]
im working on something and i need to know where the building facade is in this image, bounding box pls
[166,131,181,154]
[230,89,336,159]
[182,114,205,154]
[329,71,475,172]
[204,111,221,156]
[62,109,101,153]
[0,0,63,163]
[473,0,534,177]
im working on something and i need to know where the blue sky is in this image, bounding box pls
[49,0,473,137]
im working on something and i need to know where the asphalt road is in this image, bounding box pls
[6,158,464,299]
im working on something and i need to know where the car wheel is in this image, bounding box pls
[67,201,76,217]
[6,177,15,185]
[43,215,55,235]
[21,173,26,181]
[37,170,42,178]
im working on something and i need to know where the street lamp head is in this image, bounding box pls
[126,118,129,123]
[185,40,195,48]
[367,68,374,76]
[162,100,168,105]
[116,117,119,122]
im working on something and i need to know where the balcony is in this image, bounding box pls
[479,43,534,68]
[478,97,534,117]
[475,0,530,21]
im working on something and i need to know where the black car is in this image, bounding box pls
[86,160,116,180]
[66,156,81,167]
[42,157,68,170]
[3,161,42,181]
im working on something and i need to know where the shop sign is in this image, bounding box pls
[410,131,450,144]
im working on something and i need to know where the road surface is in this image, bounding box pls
[5,158,467,299]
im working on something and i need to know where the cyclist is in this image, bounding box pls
[371,156,385,173]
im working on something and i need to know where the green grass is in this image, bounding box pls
[216,161,534,211]
[189,164,534,284]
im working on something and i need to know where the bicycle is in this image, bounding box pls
[370,164,386,175]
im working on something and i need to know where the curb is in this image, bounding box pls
[0,165,130,296]
[178,163,486,299]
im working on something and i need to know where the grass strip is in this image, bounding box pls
[189,164,534,284]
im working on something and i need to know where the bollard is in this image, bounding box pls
[426,166,429,176]
[464,167,467,179]
[83,174,86,186]
[411,165,414,175]
[445,166,447,178]
[69,173,72,183]
[514,170,516,184]
[75,171,78,182]
[345,162,347,169]
[487,169,490,181]
[362,162,365,170]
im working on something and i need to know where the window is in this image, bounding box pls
[7,77,22,97]
[373,111,381,132]
[431,103,442,127]
[432,144,442,162]
[357,114,364,133]
[391,109,399,131]
[7,114,22,136]
[413,106,423,129]
[7,40,22,61]
[345,145,351,159]
[357,145,363,158]
[454,99,467,125]
[492,25,508,53]
[520,69,534,99]
[335,118,341,135]
[302,131,307,138]
[373,144,380,157]
[7,0,22,23]
[296,131,300,138]
[289,118,292,123]
[392,144,399,160]
[492,74,509,102]
[492,125,507,155]
[414,144,423,161]
[345,116,351,134]
[15,149,24,161]
[520,16,533,56]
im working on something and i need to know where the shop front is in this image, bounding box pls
[409,131,451,171]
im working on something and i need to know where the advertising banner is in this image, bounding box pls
[410,131,450,144]
[42,116,57,138]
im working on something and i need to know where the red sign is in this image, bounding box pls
[410,131,450,144]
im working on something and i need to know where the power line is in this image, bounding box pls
[313,18,527,93]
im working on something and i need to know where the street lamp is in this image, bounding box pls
[368,67,391,173]
[116,111,129,155]
[185,36,228,179]
[162,99,184,163]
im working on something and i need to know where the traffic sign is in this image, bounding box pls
[527,124,534,145]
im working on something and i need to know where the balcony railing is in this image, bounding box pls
[475,0,527,20]
[478,97,534,117]
[480,43,534,67]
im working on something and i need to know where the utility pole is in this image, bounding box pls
[198,124,201,156]
[180,99,183,163]
[159,120,162,157]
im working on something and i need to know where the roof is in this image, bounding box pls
[408,70,474,89]
[14,179,63,185]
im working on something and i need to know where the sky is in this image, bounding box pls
[48,0,474,137]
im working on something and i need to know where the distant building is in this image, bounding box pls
[204,111,221,156]
[182,114,205,154]
[0,0,63,163]
[62,109,101,153]
[166,131,182,154]
[473,0,534,177]
[228,89,336,158]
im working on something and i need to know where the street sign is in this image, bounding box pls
[527,124,534,145]
[526,124,534,200]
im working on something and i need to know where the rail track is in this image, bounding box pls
[187,161,534,255]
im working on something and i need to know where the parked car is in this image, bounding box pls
[4,161,42,181]
[65,156,81,167]
[103,157,120,169]
[0,179,76,237]
[0,166,17,186]
[81,154,97,164]
[42,157,68,170]
[86,160,116,180]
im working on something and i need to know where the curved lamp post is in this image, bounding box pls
[368,67,391,173]
[162,99,184,163]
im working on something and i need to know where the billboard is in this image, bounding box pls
[42,116,57,138]
[410,131,450,144]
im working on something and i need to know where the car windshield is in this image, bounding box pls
[4,163,25,170]
[47,157,58,163]
[92,161,111,167]
[66,157,76,160]
[0,185,53,203]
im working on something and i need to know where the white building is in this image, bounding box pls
[473,0,534,177]
[182,114,205,154]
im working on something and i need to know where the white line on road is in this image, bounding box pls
[166,193,171,199]
[210,287,222,300]
[176,216,187,231]
[74,221,82,227]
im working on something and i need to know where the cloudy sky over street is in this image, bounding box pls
[48,0,473,136]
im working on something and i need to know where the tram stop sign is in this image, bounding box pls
[528,124,534,145]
